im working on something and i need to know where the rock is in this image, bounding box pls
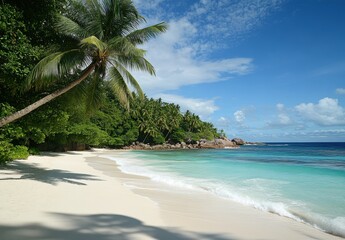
[232,138,245,145]
[217,138,236,147]
[123,138,244,150]
[152,145,163,150]
[199,140,218,149]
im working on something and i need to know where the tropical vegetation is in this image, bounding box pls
[0,0,222,164]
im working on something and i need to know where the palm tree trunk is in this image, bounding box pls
[164,130,170,140]
[0,64,96,128]
[143,132,149,143]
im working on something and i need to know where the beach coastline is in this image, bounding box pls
[0,149,342,240]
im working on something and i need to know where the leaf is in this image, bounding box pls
[26,49,88,91]
[80,36,107,52]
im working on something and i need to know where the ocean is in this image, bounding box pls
[107,142,345,237]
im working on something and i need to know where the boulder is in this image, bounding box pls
[213,138,234,147]
[152,145,164,150]
[232,138,245,145]
[199,140,219,149]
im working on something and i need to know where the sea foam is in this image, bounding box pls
[105,151,345,238]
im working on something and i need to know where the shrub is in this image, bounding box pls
[9,145,29,160]
[169,129,187,143]
[152,134,165,145]
[0,141,29,164]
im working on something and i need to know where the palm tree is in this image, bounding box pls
[0,0,167,128]
[164,104,181,140]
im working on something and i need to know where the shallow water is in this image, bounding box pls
[107,142,345,237]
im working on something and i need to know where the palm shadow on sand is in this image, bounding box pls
[0,161,101,185]
[0,213,236,240]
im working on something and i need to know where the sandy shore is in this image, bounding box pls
[0,149,342,240]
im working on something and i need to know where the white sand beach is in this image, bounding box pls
[0,149,342,240]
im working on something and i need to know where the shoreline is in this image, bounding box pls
[0,149,343,239]
[102,150,344,240]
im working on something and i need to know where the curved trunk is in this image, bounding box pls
[0,64,96,128]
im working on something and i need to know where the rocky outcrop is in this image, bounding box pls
[231,138,245,145]
[198,138,236,149]
[123,137,241,150]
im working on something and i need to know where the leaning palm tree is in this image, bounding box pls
[0,0,167,127]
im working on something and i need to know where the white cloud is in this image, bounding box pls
[313,129,345,134]
[131,1,285,94]
[276,103,292,125]
[234,110,246,124]
[135,0,284,49]
[336,88,345,95]
[266,103,293,127]
[188,0,284,46]
[131,0,282,123]
[276,103,285,111]
[278,113,291,125]
[133,18,253,93]
[295,97,345,126]
[154,93,218,118]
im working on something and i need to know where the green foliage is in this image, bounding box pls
[0,103,27,163]
[170,129,187,143]
[3,0,68,46]
[28,147,40,155]
[22,105,70,142]
[0,0,224,165]
[0,103,15,119]
[152,134,165,145]
[0,4,42,97]
[9,145,29,160]
[0,104,25,141]
[24,0,167,117]
[0,141,29,164]
[0,141,13,164]
[67,123,113,146]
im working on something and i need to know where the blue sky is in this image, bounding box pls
[132,0,345,142]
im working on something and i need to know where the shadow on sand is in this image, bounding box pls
[0,213,237,240]
[0,161,101,185]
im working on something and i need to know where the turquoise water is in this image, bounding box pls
[108,143,345,237]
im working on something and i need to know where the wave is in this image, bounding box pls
[106,155,198,190]
[105,154,345,238]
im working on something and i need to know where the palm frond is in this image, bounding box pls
[27,49,88,91]
[108,36,155,75]
[63,1,92,29]
[80,36,106,51]
[108,62,144,98]
[108,36,145,56]
[55,15,90,40]
[126,22,168,45]
[107,66,133,109]
[101,0,144,39]
[84,70,105,113]
[83,0,105,39]
[116,54,155,76]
